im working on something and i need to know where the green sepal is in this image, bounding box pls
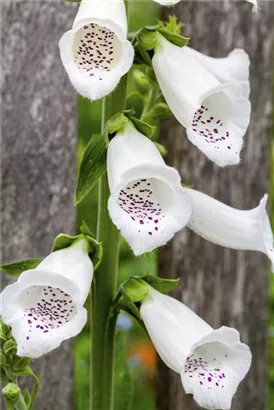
[163,15,184,36]
[139,273,180,294]
[122,277,149,303]
[154,142,167,157]
[75,134,108,206]
[52,229,103,271]
[128,116,156,139]
[106,112,129,135]
[0,258,43,278]
[138,28,159,51]
[158,27,189,48]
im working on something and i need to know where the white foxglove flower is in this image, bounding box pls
[154,0,181,5]
[140,287,252,410]
[185,188,274,269]
[107,121,191,256]
[152,35,251,167]
[59,0,134,100]
[247,0,258,12]
[0,239,93,358]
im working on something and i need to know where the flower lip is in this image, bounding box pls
[108,164,191,256]
[0,269,86,358]
[186,82,251,167]
[181,326,252,410]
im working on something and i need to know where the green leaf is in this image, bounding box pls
[0,258,43,278]
[75,134,107,205]
[106,113,128,135]
[158,27,189,47]
[51,233,80,253]
[140,273,180,294]
[114,332,133,410]
[128,116,156,139]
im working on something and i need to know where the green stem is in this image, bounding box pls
[15,395,28,410]
[91,76,127,410]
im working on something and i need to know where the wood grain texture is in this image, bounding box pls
[157,2,274,410]
[1,1,77,409]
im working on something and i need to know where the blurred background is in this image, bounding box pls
[1,1,273,410]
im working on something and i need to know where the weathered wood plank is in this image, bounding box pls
[157,2,274,410]
[1,1,77,408]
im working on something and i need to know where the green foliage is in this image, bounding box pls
[0,258,43,278]
[75,134,108,205]
[0,320,40,410]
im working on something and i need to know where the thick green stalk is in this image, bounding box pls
[91,76,127,410]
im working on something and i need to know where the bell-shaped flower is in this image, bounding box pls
[154,0,181,5]
[152,34,251,166]
[247,0,258,12]
[107,121,191,256]
[0,239,93,358]
[185,188,274,270]
[140,286,252,410]
[59,0,134,100]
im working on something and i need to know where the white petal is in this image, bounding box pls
[140,287,212,372]
[186,189,274,269]
[0,270,87,358]
[154,0,181,5]
[186,82,251,166]
[36,239,93,304]
[185,47,250,98]
[59,0,134,100]
[181,327,252,410]
[107,122,191,256]
[152,36,250,167]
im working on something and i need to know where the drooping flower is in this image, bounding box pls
[247,0,258,12]
[154,0,181,5]
[185,188,274,270]
[107,121,191,256]
[152,34,251,166]
[140,286,252,410]
[59,0,134,100]
[0,239,93,358]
